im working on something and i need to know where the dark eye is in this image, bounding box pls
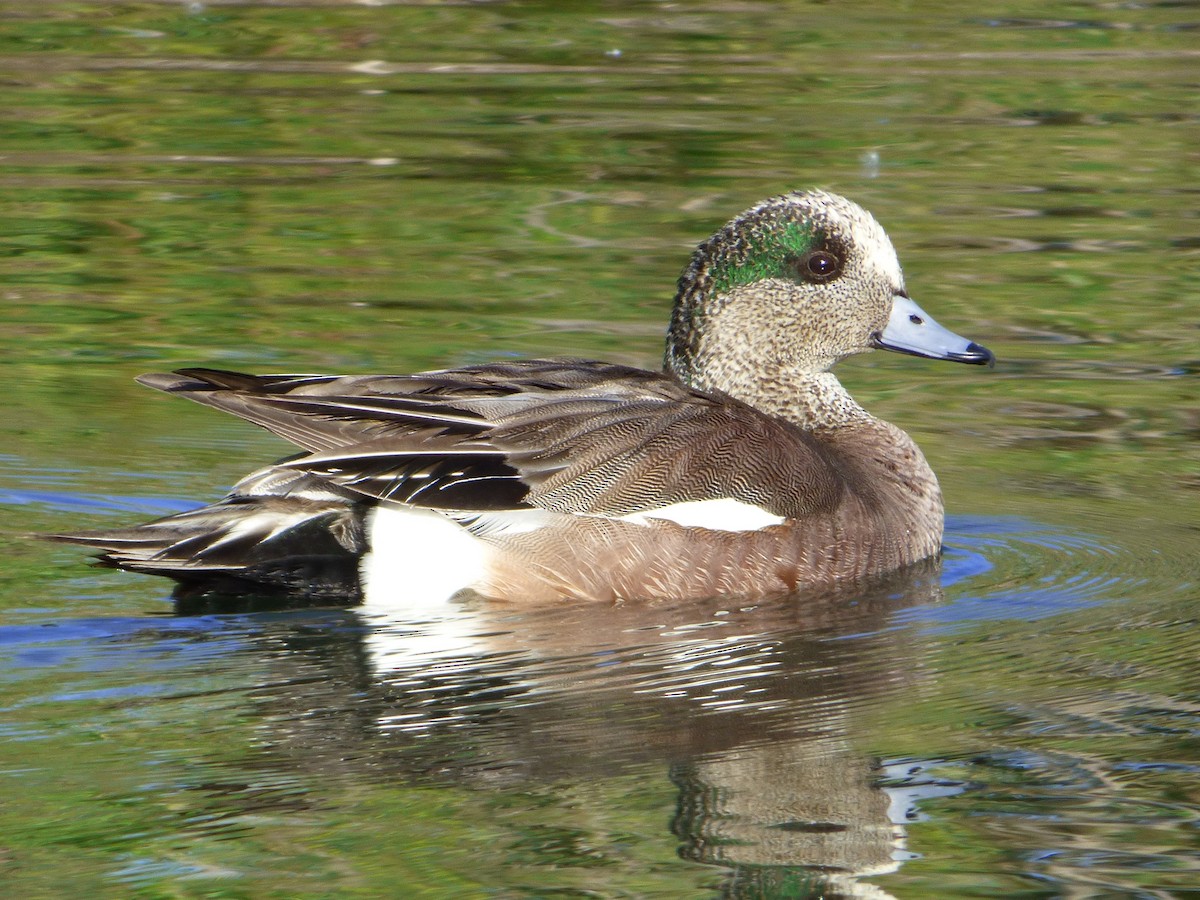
[788,249,842,284]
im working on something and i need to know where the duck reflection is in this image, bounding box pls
[181,562,962,898]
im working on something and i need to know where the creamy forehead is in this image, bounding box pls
[781,189,904,283]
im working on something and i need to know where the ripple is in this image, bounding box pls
[919,749,1200,895]
[922,515,1165,632]
[991,357,1192,380]
[924,235,1145,252]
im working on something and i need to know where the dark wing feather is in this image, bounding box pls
[44,490,366,573]
[137,361,846,518]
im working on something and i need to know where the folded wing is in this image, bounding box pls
[139,360,846,520]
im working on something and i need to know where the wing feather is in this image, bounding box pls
[136,362,846,518]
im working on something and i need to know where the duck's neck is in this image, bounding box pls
[676,361,875,431]
[771,371,875,430]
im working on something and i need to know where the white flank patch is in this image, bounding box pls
[360,505,488,612]
[621,498,785,531]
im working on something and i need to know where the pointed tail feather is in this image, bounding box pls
[44,492,369,602]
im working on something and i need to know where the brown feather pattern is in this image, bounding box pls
[144,361,848,519]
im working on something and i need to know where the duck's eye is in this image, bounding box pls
[787,250,842,284]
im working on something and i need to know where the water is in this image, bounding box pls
[1,1,1197,896]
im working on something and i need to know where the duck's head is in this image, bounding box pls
[665,190,993,397]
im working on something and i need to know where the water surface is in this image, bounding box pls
[1,1,1196,896]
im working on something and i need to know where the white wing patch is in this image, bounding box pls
[621,499,785,531]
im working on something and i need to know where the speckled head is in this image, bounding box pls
[664,190,991,404]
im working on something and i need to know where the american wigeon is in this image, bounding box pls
[51,190,992,605]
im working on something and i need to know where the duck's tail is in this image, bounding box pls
[44,468,369,607]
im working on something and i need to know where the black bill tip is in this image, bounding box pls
[950,341,996,368]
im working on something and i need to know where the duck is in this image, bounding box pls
[49,190,993,606]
